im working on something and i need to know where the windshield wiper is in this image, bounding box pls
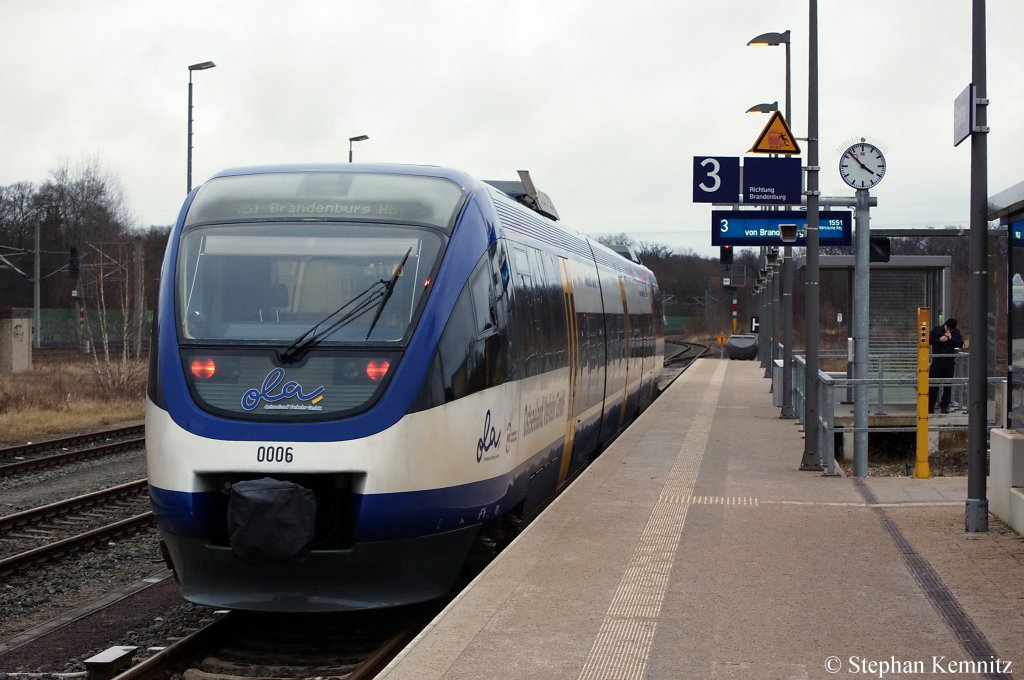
[279,280,387,364]
[364,248,413,340]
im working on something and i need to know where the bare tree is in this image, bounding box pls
[82,242,146,393]
[36,158,136,251]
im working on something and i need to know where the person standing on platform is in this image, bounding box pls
[929,318,964,414]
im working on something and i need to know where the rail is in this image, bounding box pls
[788,352,1005,474]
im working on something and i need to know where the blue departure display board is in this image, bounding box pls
[711,210,852,246]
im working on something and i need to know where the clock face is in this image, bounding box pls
[839,143,886,189]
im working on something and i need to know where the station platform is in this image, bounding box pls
[379,358,1024,680]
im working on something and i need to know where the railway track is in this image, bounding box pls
[0,424,145,477]
[110,607,432,680]
[665,340,709,365]
[0,479,154,577]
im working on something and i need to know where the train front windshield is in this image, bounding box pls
[176,171,462,347]
[177,224,442,344]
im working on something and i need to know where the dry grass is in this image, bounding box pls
[0,353,145,444]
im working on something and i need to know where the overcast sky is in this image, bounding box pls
[2,1,1022,258]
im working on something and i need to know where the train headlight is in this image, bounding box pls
[366,359,390,381]
[190,357,217,379]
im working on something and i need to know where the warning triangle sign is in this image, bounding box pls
[749,111,801,155]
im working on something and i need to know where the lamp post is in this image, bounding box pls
[187,61,216,194]
[349,135,369,162]
[748,28,796,420]
[800,3,823,470]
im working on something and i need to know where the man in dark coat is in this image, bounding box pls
[928,318,964,413]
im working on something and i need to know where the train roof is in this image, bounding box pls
[208,163,482,189]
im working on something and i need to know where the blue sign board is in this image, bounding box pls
[692,156,740,204]
[1011,220,1024,246]
[743,157,802,205]
[711,210,852,246]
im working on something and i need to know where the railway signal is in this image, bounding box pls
[720,245,734,265]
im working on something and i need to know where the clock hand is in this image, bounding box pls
[847,151,871,172]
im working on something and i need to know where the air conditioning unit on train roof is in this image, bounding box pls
[608,244,642,264]
[484,170,560,221]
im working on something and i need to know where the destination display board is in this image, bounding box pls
[742,157,802,205]
[711,210,852,247]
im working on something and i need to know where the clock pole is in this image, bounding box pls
[852,186,870,477]
[839,138,885,477]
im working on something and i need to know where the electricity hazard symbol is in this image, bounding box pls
[749,111,800,155]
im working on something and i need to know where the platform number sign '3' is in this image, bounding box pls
[692,156,740,204]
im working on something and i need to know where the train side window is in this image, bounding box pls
[539,250,568,370]
[511,246,538,375]
[469,260,496,336]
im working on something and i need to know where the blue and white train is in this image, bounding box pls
[147,164,664,612]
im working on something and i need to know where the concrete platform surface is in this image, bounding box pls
[379,359,1024,680]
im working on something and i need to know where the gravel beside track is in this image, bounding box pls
[0,576,209,674]
[0,444,197,674]
[0,449,147,515]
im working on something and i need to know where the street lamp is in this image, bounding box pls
[349,135,369,162]
[746,102,778,114]
[748,29,796,421]
[187,60,216,193]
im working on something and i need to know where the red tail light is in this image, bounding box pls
[190,357,217,379]
[366,359,390,381]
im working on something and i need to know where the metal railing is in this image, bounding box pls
[789,352,1004,474]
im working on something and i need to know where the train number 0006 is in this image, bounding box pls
[256,446,294,463]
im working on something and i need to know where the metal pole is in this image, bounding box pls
[853,188,870,476]
[187,75,194,193]
[781,36,795,418]
[133,238,144,357]
[965,0,989,532]
[761,276,768,364]
[800,0,822,471]
[782,244,794,417]
[771,263,780,376]
[349,140,353,163]
[33,220,40,349]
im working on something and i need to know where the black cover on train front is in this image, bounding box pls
[227,478,316,563]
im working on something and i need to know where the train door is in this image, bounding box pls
[617,277,632,429]
[557,256,580,485]
[640,282,660,409]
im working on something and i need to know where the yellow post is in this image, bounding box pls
[915,307,931,479]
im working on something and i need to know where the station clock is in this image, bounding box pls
[839,141,886,190]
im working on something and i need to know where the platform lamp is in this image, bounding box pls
[187,61,216,193]
[349,135,369,162]
[746,102,778,115]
